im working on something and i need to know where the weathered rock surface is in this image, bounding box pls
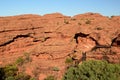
[0,13,120,79]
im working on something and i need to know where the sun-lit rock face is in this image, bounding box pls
[0,13,120,80]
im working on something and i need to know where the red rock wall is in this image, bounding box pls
[0,13,120,79]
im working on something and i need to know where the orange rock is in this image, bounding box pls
[0,13,120,79]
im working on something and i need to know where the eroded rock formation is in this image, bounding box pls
[0,13,120,80]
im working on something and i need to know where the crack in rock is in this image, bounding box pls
[111,34,120,47]
[74,32,112,53]
[0,33,33,47]
[74,32,89,43]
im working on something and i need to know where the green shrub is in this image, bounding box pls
[24,52,32,63]
[111,15,115,18]
[0,64,34,80]
[65,57,73,64]
[52,67,59,71]
[44,75,56,80]
[16,52,32,66]
[64,19,69,24]
[85,19,91,24]
[63,60,120,80]
[30,77,36,80]
[15,73,31,80]
[4,64,18,77]
[16,57,24,65]
[0,67,4,80]
[5,76,15,80]
[0,64,17,80]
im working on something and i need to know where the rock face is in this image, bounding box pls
[0,13,120,79]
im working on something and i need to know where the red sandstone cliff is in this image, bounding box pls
[0,13,120,79]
